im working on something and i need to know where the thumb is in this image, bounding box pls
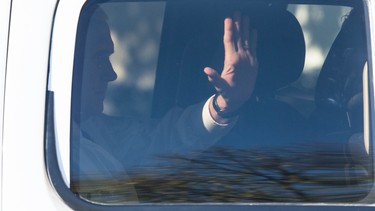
[204,67,228,93]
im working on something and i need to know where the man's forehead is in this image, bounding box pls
[86,20,114,53]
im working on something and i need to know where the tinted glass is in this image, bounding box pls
[70,0,372,204]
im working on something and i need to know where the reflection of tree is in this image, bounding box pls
[132,146,371,203]
[73,146,372,204]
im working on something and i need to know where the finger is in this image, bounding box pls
[233,11,242,51]
[204,67,228,93]
[223,17,236,55]
[242,15,250,52]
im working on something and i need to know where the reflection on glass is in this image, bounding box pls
[70,0,371,204]
[101,2,165,118]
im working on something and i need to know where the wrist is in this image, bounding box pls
[212,94,240,118]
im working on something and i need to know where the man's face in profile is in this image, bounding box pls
[80,13,117,120]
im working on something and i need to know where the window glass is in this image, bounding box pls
[70,0,372,204]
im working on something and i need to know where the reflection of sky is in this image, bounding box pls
[287,5,352,90]
[101,2,166,117]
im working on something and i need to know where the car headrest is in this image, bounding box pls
[176,8,306,107]
[253,9,306,96]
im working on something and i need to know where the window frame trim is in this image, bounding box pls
[48,0,87,186]
[360,0,375,202]
[46,0,375,209]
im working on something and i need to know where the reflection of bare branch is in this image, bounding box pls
[73,145,372,204]
[131,146,371,203]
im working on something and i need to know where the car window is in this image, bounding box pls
[67,0,372,205]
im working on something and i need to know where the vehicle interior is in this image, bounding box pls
[66,0,372,205]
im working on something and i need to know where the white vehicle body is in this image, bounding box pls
[1,0,375,210]
[1,0,68,209]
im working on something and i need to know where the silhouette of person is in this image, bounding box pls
[71,6,258,185]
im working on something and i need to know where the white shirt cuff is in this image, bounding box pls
[202,95,237,133]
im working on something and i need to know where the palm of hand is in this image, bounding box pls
[204,12,258,111]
